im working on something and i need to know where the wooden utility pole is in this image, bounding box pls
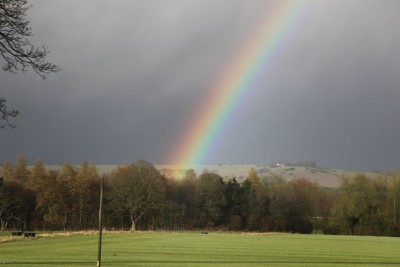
[394,189,397,227]
[393,175,398,229]
[97,177,104,267]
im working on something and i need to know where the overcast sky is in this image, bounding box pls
[1,0,400,171]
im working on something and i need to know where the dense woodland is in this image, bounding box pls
[1,156,400,236]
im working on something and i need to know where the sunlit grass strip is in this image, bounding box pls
[1,232,400,266]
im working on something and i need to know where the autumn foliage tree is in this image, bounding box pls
[335,174,373,235]
[0,177,34,230]
[1,156,400,236]
[284,179,320,233]
[75,162,100,228]
[333,173,400,236]
[196,171,226,228]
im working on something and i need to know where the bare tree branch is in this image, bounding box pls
[0,97,18,129]
[0,0,61,129]
[0,0,60,79]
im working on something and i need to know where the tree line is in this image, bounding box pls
[1,156,400,236]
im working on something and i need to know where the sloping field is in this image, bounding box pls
[156,164,366,188]
[1,232,399,266]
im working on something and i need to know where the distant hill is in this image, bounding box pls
[155,164,371,188]
[30,164,375,188]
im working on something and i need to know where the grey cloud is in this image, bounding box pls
[1,0,400,171]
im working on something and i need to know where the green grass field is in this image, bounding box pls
[1,232,399,266]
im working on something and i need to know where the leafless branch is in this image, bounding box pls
[0,97,19,129]
[0,0,60,79]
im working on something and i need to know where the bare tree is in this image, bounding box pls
[0,97,19,129]
[1,0,60,128]
[111,161,166,231]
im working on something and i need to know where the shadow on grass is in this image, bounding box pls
[3,261,400,265]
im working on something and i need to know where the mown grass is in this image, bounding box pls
[1,232,400,266]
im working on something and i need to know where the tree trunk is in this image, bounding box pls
[0,219,6,231]
[79,196,83,229]
[348,216,359,235]
[130,218,136,232]
[63,210,68,231]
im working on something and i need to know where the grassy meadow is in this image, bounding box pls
[1,232,400,266]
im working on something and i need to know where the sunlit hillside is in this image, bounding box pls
[156,164,372,188]
[79,164,375,188]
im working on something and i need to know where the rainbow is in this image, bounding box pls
[170,0,308,166]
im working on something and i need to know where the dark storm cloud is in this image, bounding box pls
[1,0,400,171]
